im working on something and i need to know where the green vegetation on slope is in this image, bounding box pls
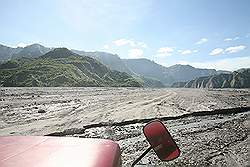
[171,68,250,88]
[133,76,165,88]
[1,43,232,88]
[73,51,164,87]
[0,48,142,87]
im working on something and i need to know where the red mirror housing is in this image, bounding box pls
[143,120,180,161]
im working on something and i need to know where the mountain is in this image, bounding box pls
[0,44,164,87]
[171,81,187,88]
[0,43,235,87]
[0,44,22,61]
[217,70,231,74]
[0,43,51,61]
[72,50,134,75]
[0,48,142,87]
[123,58,174,86]
[167,64,218,82]
[12,44,52,59]
[133,76,165,88]
[42,48,78,58]
[72,50,164,87]
[74,52,222,87]
[172,68,250,88]
[123,59,222,86]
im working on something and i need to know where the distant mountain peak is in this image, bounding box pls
[169,64,194,69]
[25,43,43,47]
[0,48,142,87]
[53,47,71,52]
[20,43,47,50]
[7,43,52,59]
[126,58,151,61]
[42,48,78,59]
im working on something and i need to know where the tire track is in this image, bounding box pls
[46,106,250,136]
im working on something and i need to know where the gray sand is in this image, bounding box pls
[0,87,249,166]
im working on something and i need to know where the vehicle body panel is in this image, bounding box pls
[0,136,121,167]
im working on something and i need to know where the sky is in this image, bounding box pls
[0,0,250,71]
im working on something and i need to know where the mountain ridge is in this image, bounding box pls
[0,43,240,88]
[171,68,250,88]
[122,59,229,86]
[11,44,52,59]
[0,48,142,87]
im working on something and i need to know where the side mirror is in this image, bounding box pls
[132,120,180,166]
[143,120,180,161]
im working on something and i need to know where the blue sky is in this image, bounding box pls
[1,0,250,70]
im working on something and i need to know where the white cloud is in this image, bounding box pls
[156,47,174,57]
[195,38,208,45]
[178,49,198,55]
[113,39,135,47]
[209,45,246,56]
[108,38,147,58]
[225,45,246,54]
[224,36,239,41]
[137,42,147,48]
[209,48,224,56]
[128,48,143,58]
[224,38,233,41]
[16,43,31,48]
[103,44,110,50]
[234,37,239,40]
[181,50,192,55]
[158,47,174,53]
[112,38,147,48]
[178,57,250,71]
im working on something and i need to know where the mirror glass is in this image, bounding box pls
[143,120,180,161]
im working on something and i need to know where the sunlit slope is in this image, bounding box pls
[0,48,142,87]
[172,68,250,88]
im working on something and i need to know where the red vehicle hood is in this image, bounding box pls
[0,136,121,167]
